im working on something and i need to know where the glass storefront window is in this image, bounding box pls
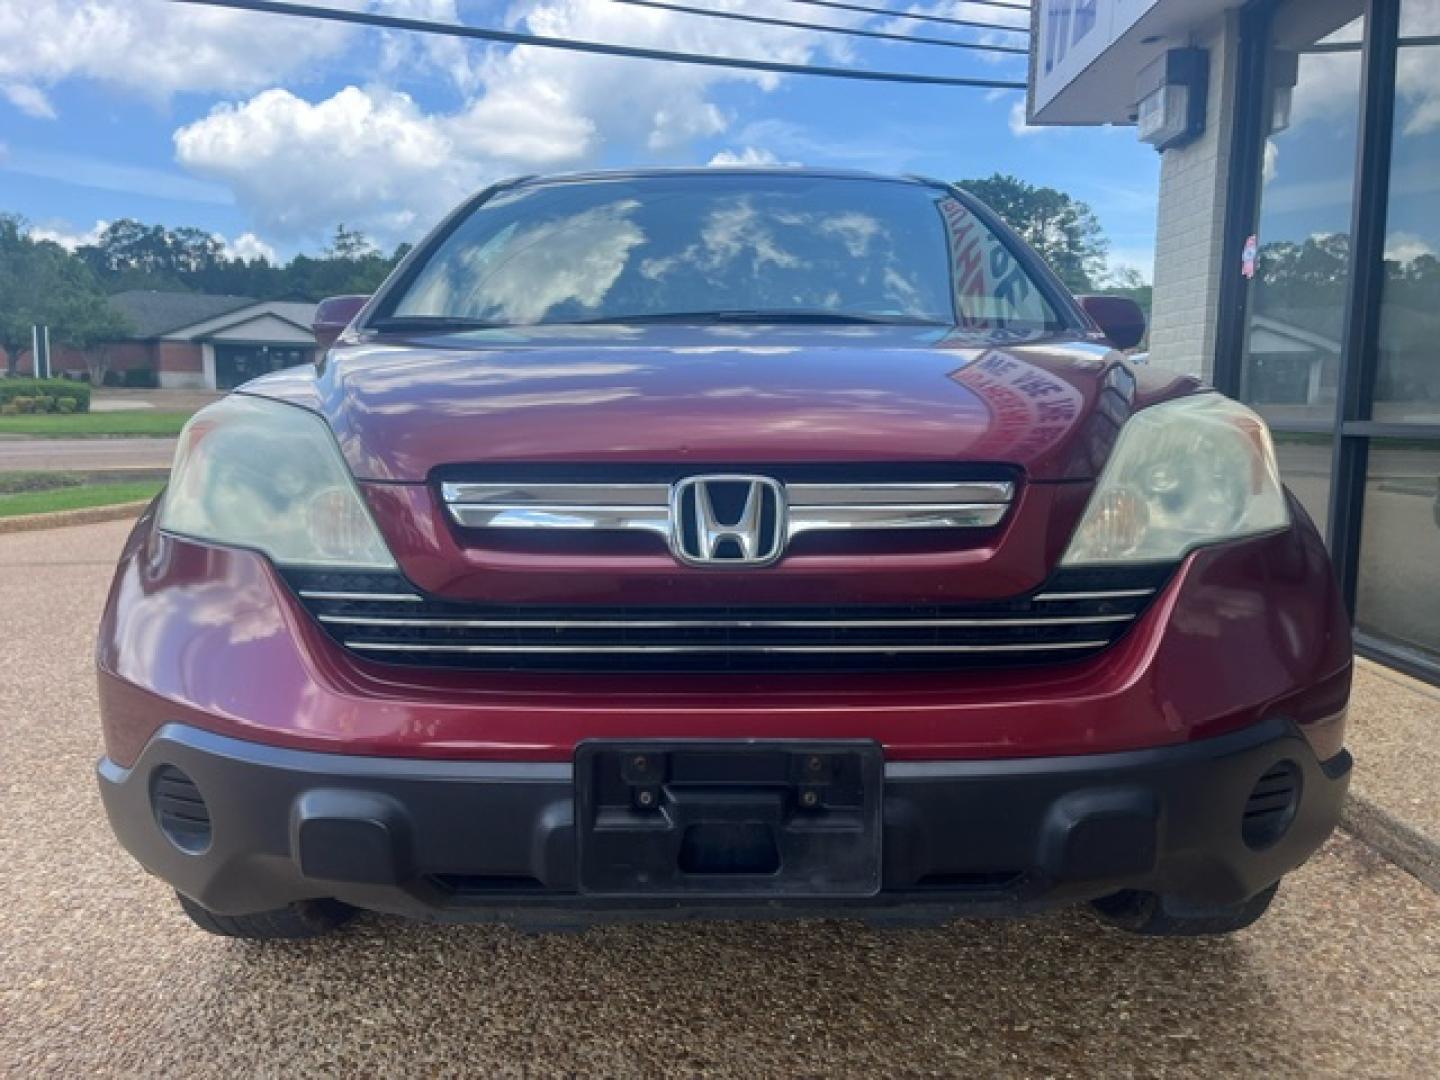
[1373,0,1440,422]
[1356,441,1440,666]
[1272,433,1333,536]
[1239,1,1365,425]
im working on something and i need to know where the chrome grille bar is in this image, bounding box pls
[318,613,1136,629]
[344,640,1112,655]
[298,590,424,603]
[441,478,1015,535]
[785,481,1014,505]
[1032,588,1157,602]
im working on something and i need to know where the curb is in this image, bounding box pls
[0,501,150,535]
[1342,793,1440,893]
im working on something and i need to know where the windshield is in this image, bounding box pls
[380,174,1065,333]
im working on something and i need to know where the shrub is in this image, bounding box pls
[11,396,36,413]
[56,397,77,414]
[122,368,159,389]
[35,395,55,412]
[0,403,17,416]
[0,378,91,413]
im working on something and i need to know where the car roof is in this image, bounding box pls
[508,167,943,190]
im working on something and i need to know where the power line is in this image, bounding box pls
[910,0,1031,9]
[166,0,1028,89]
[610,0,1028,55]
[783,0,1029,34]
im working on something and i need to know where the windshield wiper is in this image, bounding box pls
[368,315,507,332]
[558,309,948,326]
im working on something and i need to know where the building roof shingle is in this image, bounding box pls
[108,290,257,339]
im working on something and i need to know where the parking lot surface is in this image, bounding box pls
[3,519,1439,1078]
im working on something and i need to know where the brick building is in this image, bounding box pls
[9,291,318,391]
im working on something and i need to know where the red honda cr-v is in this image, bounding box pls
[97,169,1352,939]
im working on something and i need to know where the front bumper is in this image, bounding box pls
[99,718,1350,921]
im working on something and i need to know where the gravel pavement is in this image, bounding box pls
[3,520,1440,1078]
[0,437,176,472]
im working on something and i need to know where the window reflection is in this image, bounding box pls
[1357,441,1440,665]
[1240,1,1365,423]
[388,175,1061,331]
[1374,0,1440,422]
[1272,433,1333,536]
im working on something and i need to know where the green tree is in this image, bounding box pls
[0,215,129,375]
[959,173,1109,292]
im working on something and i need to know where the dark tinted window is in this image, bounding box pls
[386,175,1062,331]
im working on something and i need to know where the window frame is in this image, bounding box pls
[1217,0,1440,684]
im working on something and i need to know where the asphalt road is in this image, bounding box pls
[3,519,1440,1077]
[0,436,176,472]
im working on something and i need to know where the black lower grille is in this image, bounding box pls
[283,565,1174,672]
[1242,761,1302,850]
[151,764,212,853]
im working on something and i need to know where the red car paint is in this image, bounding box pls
[97,494,1350,771]
[94,179,1345,783]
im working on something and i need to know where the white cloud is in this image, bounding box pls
[222,232,278,263]
[0,0,360,105]
[172,0,866,244]
[28,218,280,263]
[708,147,799,166]
[1008,97,1043,138]
[174,87,465,243]
[29,219,110,251]
[2,83,56,119]
[1384,231,1435,264]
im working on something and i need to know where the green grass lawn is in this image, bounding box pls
[0,473,163,518]
[0,411,192,437]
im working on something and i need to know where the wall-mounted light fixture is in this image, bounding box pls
[1135,48,1209,152]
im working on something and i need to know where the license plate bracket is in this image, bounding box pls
[575,740,883,897]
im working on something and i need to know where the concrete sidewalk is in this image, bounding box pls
[1342,661,1440,889]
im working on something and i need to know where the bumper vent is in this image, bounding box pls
[283,565,1174,672]
[151,764,212,853]
[1242,761,1302,850]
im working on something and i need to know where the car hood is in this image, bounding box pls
[247,324,1154,483]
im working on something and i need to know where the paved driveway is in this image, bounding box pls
[0,437,175,472]
[3,519,1439,1077]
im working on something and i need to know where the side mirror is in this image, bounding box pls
[312,294,370,350]
[1078,295,1146,351]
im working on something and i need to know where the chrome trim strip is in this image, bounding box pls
[441,482,671,505]
[344,640,1111,655]
[298,590,425,603]
[788,504,1008,532]
[786,481,1014,505]
[447,505,671,532]
[1032,588,1157,602]
[319,614,1136,630]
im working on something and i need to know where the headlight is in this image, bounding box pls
[160,395,396,570]
[1061,393,1289,565]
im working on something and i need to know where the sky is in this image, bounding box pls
[0,0,1161,279]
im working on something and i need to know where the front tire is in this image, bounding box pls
[176,892,355,940]
[1091,882,1279,937]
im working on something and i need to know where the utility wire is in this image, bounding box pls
[611,0,1028,55]
[907,0,1030,9]
[783,0,1029,34]
[166,0,1028,89]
